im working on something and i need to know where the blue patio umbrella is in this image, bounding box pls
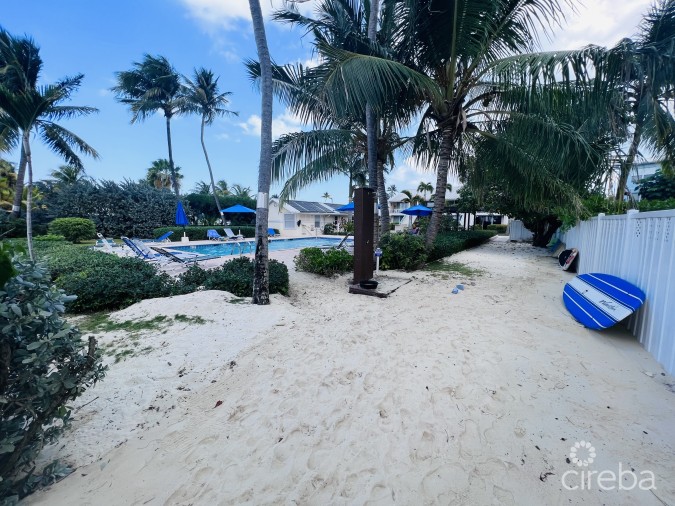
[336,202,354,212]
[175,201,189,238]
[220,204,255,214]
[401,204,432,216]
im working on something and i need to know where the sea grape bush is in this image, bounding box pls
[294,247,353,277]
[47,218,96,243]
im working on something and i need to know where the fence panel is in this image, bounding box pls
[560,210,675,375]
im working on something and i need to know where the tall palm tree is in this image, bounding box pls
[231,183,253,199]
[216,179,231,195]
[417,181,433,201]
[50,164,87,185]
[0,31,98,259]
[387,184,397,198]
[182,68,238,222]
[322,192,332,202]
[249,0,273,305]
[112,55,183,196]
[192,180,212,194]
[606,0,675,199]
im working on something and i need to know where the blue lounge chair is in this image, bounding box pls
[154,231,174,242]
[223,228,244,240]
[207,229,225,241]
[121,236,165,262]
[268,228,280,237]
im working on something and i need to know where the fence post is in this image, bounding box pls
[591,213,605,272]
[620,209,639,279]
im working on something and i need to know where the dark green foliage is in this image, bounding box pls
[35,243,174,313]
[379,233,427,271]
[0,216,27,239]
[48,218,96,243]
[637,171,675,200]
[41,180,178,238]
[175,257,289,296]
[637,198,675,211]
[486,224,507,234]
[184,193,256,224]
[33,235,66,242]
[152,226,256,240]
[294,247,353,276]
[323,223,335,234]
[427,230,496,262]
[0,257,106,501]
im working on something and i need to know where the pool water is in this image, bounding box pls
[169,237,352,258]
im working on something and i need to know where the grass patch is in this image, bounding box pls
[228,297,248,304]
[423,261,483,277]
[174,314,207,324]
[77,314,169,334]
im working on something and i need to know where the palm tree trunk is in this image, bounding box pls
[377,159,390,237]
[426,127,454,248]
[10,145,26,218]
[249,0,272,305]
[22,132,34,262]
[616,122,643,201]
[165,116,179,197]
[201,117,225,224]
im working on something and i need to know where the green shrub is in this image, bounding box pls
[33,234,67,242]
[323,223,335,235]
[48,218,96,243]
[379,233,427,271]
[428,230,496,262]
[294,247,353,276]
[175,257,289,296]
[0,256,106,501]
[486,224,508,234]
[638,198,675,212]
[152,226,256,241]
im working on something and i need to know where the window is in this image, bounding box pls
[315,215,321,228]
[284,214,295,229]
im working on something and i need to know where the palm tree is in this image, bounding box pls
[417,182,433,201]
[606,0,675,199]
[231,184,252,199]
[387,184,397,198]
[192,180,212,194]
[216,179,230,195]
[145,159,182,191]
[0,32,98,259]
[401,189,423,207]
[182,68,238,223]
[322,192,332,202]
[50,164,87,185]
[249,0,273,305]
[112,55,183,196]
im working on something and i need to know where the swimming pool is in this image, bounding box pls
[168,237,352,257]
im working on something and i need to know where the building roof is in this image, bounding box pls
[284,200,340,214]
[324,203,347,211]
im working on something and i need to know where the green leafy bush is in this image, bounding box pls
[428,230,496,262]
[152,226,256,241]
[486,224,507,234]
[637,171,675,200]
[379,233,427,271]
[638,198,675,212]
[48,218,96,243]
[0,256,106,501]
[33,234,66,242]
[323,224,335,235]
[175,257,289,296]
[294,247,353,276]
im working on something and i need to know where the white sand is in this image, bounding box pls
[26,239,675,505]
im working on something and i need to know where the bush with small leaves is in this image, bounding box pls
[0,255,106,501]
[48,218,96,243]
[294,247,353,276]
[379,233,427,271]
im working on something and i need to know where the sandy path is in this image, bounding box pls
[26,239,675,505]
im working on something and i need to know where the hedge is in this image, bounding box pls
[379,233,427,271]
[48,217,96,243]
[152,226,256,241]
[486,224,508,234]
[428,230,496,262]
[294,247,353,276]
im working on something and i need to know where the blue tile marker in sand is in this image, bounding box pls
[451,288,459,294]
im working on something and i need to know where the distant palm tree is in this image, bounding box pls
[387,185,397,198]
[417,182,433,201]
[192,180,211,194]
[0,31,98,259]
[216,179,231,195]
[0,29,98,226]
[182,68,238,222]
[146,159,182,191]
[322,192,332,202]
[51,164,87,185]
[401,189,423,206]
[112,54,184,196]
[231,183,252,199]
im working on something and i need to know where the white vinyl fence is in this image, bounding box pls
[560,209,675,375]
[508,220,534,241]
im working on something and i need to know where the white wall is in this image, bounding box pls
[508,220,534,241]
[561,209,675,375]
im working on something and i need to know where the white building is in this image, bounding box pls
[268,199,348,236]
[626,161,661,200]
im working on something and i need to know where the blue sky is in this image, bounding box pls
[2,0,653,204]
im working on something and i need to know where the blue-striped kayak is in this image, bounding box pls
[563,273,646,330]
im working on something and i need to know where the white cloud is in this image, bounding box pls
[179,0,318,30]
[388,156,462,199]
[238,109,306,138]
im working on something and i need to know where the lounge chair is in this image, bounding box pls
[150,247,220,264]
[223,228,244,240]
[96,233,120,249]
[207,229,225,241]
[154,231,174,242]
[268,228,280,237]
[121,236,165,262]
